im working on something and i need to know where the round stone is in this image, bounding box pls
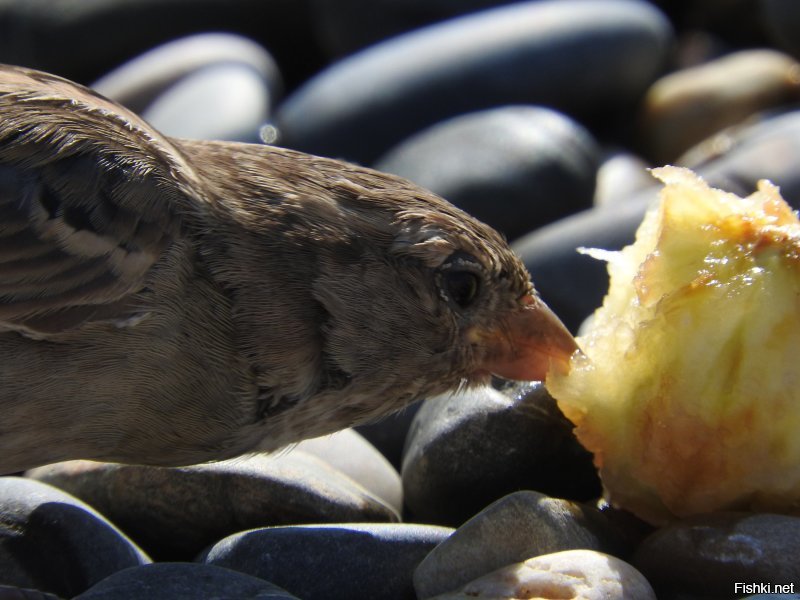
[201,523,453,600]
[73,562,298,599]
[27,452,398,560]
[375,106,599,240]
[413,490,629,599]
[0,477,149,598]
[426,549,655,600]
[402,384,599,525]
[633,512,800,598]
[276,0,672,163]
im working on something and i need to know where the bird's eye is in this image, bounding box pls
[442,270,480,308]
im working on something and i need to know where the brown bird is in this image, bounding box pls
[0,64,577,474]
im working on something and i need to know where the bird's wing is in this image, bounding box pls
[0,65,202,334]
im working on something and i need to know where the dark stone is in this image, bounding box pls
[512,187,654,332]
[73,563,298,599]
[633,512,800,599]
[413,490,628,599]
[401,383,600,526]
[0,477,149,598]
[27,453,398,561]
[375,106,599,241]
[0,584,63,599]
[276,0,672,163]
[200,523,453,600]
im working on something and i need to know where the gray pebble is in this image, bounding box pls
[141,64,272,142]
[201,523,453,600]
[593,150,653,208]
[639,49,800,163]
[376,106,599,240]
[413,490,626,599]
[426,549,656,600]
[91,33,281,115]
[296,429,402,513]
[0,477,149,598]
[633,512,800,598]
[0,584,63,599]
[402,383,599,525]
[27,453,398,560]
[276,0,672,163]
[74,562,297,599]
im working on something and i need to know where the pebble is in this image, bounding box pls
[276,0,672,163]
[375,106,599,240]
[295,429,402,514]
[140,64,272,142]
[639,49,800,163]
[200,523,453,600]
[593,150,653,207]
[632,512,800,598]
[0,585,63,600]
[91,33,282,115]
[401,383,599,526]
[425,549,656,600]
[27,452,398,561]
[412,490,628,599]
[0,477,149,599]
[90,33,281,142]
[73,562,298,600]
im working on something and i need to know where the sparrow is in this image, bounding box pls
[0,64,577,474]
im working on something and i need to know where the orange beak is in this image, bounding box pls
[469,294,578,381]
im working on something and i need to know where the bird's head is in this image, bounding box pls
[184,142,577,415]
[302,163,579,399]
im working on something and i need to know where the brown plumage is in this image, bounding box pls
[0,64,577,473]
